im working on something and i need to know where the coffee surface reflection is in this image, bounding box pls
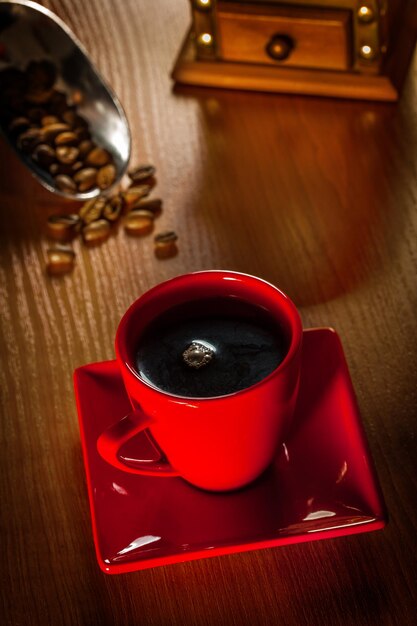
[135,297,287,398]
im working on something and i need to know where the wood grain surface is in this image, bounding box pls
[1,1,417,624]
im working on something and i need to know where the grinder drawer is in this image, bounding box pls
[216,2,351,71]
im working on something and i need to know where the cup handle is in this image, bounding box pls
[97,410,179,476]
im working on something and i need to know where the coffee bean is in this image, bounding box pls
[8,116,31,135]
[154,241,178,260]
[41,115,59,126]
[72,161,83,172]
[154,230,178,244]
[55,175,76,193]
[56,146,79,164]
[46,245,75,275]
[79,198,96,222]
[97,164,116,190]
[80,197,106,224]
[82,219,111,246]
[74,168,97,192]
[128,164,156,184]
[46,214,80,241]
[154,231,179,259]
[17,128,43,152]
[121,185,151,211]
[103,195,123,222]
[33,143,56,167]
[124,211,154,237]
[85,147,111,167]
[78,140,94,158]
[55,131,78,146]
[134,198,162,217]
[42,123,71,143]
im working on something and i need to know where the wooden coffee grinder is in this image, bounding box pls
[172,0,417,100]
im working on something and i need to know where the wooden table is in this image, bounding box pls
[1,1,417,624]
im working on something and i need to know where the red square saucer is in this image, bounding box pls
[74,328,386,574]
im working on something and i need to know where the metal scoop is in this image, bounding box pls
[0,0,131,199]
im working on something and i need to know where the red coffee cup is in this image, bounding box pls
[97,270,302,491]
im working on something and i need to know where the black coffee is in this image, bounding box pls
[135,297,287,398]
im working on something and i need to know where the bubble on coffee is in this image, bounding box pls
[135,297,288,398]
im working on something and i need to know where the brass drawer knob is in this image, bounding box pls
[266,34,295,61]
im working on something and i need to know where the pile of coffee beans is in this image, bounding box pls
[45,163,178,275]
[0,61,178,275]
[0,60,116,194]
